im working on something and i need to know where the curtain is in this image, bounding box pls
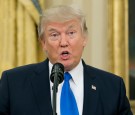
[0,0,45,76]
[108,0,129,94]
[0,0,16,73]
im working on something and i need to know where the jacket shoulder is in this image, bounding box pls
[84,63,122,82]
[1,60,48,80]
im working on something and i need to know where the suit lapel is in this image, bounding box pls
[30,59,53,115]
[82,62,99,115]
[29,59,99,115]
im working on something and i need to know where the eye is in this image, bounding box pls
[67,31,77,38]
[51,33,59,37]
[49,32,60,40]
[68,31,75,35]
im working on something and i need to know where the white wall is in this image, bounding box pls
[82,0,108,70]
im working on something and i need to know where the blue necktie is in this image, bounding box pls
[60,72,79,115]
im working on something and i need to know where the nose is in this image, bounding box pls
[60,33,68,47]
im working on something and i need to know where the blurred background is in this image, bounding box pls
[0,0,134,113]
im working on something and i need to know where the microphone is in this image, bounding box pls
[50,63,64,84]
[50,63,64,115]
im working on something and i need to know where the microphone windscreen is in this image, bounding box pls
[50,63,64,84]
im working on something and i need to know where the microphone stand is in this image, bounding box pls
[52,72,59,115]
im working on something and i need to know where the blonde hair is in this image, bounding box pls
[38,5,88,39]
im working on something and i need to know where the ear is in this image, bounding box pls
[39,39,47,51]
[83,37,88,47]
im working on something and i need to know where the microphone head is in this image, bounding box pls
[50,63,64,84]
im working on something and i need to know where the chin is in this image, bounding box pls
[64,63,74,72]
[61,60,71,66]
[57,59,74,70]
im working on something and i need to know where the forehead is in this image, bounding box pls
[45,19,81,31]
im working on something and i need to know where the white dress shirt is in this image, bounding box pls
[49,60,84,115]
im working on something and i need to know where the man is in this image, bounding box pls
[0,5,133,115]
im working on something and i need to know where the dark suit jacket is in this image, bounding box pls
[0,59,133,115]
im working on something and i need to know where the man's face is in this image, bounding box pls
[41,19,87,71]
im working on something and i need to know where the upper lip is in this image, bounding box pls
[61,50,70,55]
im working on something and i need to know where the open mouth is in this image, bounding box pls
[60,51,70,59]
[61,51,69,56]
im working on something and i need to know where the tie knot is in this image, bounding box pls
[64,72,72,81]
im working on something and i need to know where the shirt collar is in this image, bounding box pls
[68,60,83,86]
[49,60,84,86]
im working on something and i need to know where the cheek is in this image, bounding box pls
[44,41,59,52]
[41,41,53,52]
[74,38,86,48]
[72,41,84,55]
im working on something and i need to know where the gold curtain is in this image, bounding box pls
[108,0,129,92]
[0,0,16,73]
[0,0,45,76]
[108,0,135,112]
[17,1,38,65]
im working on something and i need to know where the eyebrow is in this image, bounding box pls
[47,28,58,32]
[67,24,78,29]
